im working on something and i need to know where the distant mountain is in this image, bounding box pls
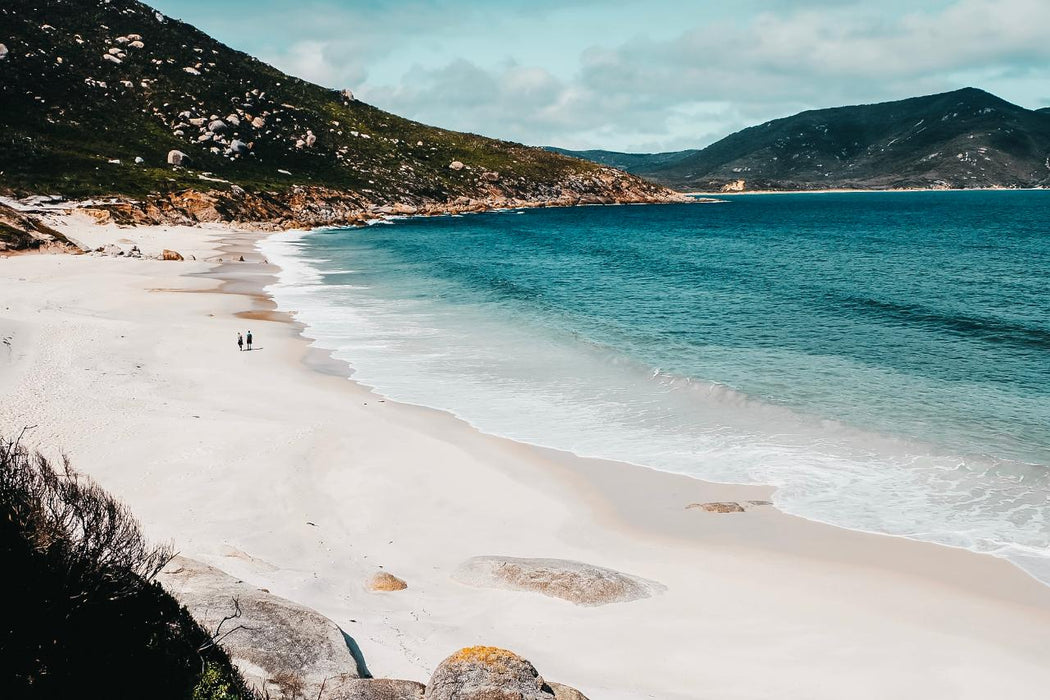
[558,89,1050,192]
[0,0,678,227]
[1037,107,1050,115]
[544,147,698,175]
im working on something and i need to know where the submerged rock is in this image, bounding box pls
[424,646,555,700]
[452,556,664,606]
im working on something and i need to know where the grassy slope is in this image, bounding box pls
[0,0,664,203]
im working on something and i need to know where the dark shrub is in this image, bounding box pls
[0,432,255,699]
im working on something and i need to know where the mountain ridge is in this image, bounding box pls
[554,88,1050,192]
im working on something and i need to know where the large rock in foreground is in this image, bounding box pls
[453,556,664,606]
[159,556,361,698]
[424,646,555,700]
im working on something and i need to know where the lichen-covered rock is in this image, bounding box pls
[323,676,425,700]
[453,556,664,607]
[368,571,408,592]
[161,248,184,261]
[166,149,187,166]
[158,556,361,698]
[424,647,555,700]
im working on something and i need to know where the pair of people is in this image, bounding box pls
[237,331,254,351]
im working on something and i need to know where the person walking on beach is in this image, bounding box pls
[246,330,253,351]
[237,332,244,351]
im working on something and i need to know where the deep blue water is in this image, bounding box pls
[262,191,1050,583]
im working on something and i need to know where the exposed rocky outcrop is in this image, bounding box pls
[453,556,664,607]
[158,556,362,699]
[0,202,78,254]
[424,647,556,700]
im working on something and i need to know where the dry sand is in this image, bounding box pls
[2,214,1049,699]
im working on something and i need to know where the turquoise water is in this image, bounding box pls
[261,191,1050,583]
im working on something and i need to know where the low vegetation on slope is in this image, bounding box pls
[0,432,255,699]
[0,0,674,213]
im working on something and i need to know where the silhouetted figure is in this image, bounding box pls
[237,332,243,351]
[246,330,253,351]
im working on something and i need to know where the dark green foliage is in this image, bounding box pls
[0,432,255,699]
[0,0,606,201]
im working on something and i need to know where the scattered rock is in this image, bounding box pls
[134,156,144,164]
[686,500,773,513]
[102,53,122,64]
[251,116,266,129]
[305,131,317,147]
[159,557,362,699]
[452,556,664,607]
[129,40,145,49]
[0,44,8,61]
[448,161,465,171]
[183,66,200,75]
[687,501,745,513]
[323,677,425,700]
[166,149,187,166]
[424,647,555,700]
[368,572,408,592]
[229,139,250,155]
[549,683,590,700]
[480,171,500,183]
[161,249,184,261]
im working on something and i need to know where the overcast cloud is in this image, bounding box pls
[152,0,1050,152]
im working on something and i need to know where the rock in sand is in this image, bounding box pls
[452,556,664,606]
[424,646,555,700]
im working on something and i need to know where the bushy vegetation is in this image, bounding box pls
[0,431,256,699]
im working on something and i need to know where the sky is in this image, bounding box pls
[150,0,1050,153]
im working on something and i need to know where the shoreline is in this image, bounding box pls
[248,227,1050,600]
[3,214,1050,697]
[682,186,1049,196]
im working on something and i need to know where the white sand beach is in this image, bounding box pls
[2,215,1050,699]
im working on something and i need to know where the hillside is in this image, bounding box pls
[558,89,1050,191]
[0,0,680,229]
[544,147,697,175]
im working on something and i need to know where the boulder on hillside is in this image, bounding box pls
[0,43,9,60]
[159,556,362,699]
[424,647,555,700]
[448,161,465,171]
[167,149,188,166]
[480,171,500,183]
[452,556,664,607]
[322,676,425,700]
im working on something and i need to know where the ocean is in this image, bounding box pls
[260,191,1050,584]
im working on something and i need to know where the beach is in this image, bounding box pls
[2,215,1050,699]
